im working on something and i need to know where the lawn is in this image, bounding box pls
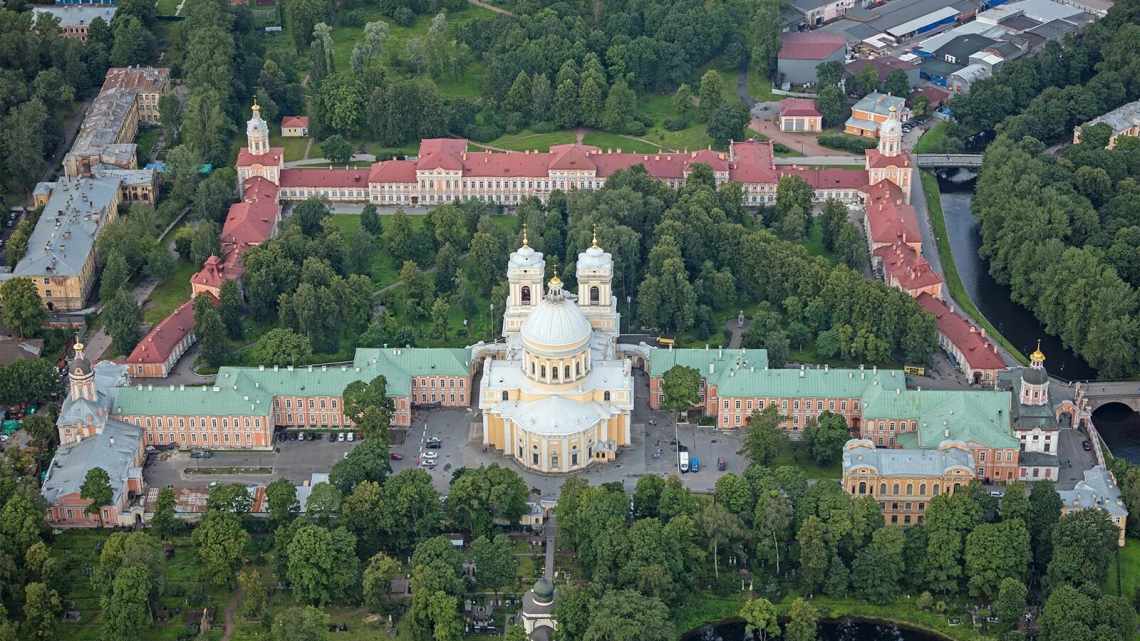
[772,446,842,479]
[476,129,577,152]
[748,68,776,102]
[638,94,717,151]
[920,171,1027,365]
[329,214,415,289]
[1106,538,1140,600]
[143,260,198,324]
[582,131,659,153]
[156,0,180,16]
[802,219,836,262]
[914,121,950,154]
[270,133,312,162]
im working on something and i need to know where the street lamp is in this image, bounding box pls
[626,295,632,334]
[489,302,495,341]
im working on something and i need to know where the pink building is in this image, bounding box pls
[779,99,823,133]
[917,293,1005,385]
[126,295,216,379]
[874,241,943,299]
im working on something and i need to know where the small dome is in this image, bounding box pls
[520,286,592,358]
[1029,339,1046,365]
[1022,367,1048,385]
[879,107,901,140]
[532,577,554,600]
[509,244,543,269]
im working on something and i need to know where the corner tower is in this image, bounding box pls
[502,226,546,336]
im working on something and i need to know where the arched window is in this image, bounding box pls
[906,483,914,495]
[552,367,559,381]
[540,365,546,378]
[576,362,581,375]
[590,286,600,304]
[919,483,927,496]
[604,391,611,401]
[879,483,887,495]
[521,285,531,304]
[501,391,508,401]
[858,481,867,495]
[564,365,571,379]
[933,484,940,496]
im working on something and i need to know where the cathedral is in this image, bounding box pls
[478,230,634,473]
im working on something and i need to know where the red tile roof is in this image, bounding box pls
[191,255,227,289]
[915,86,951,108]
[917,293,1005,370]
[279,168,369,188]
[874,241,943,292]
[281,116,309,129]
[417,138,468,171]
[236,147,284,167]
[728,140,779,183]
[126,294,216,366]
[779,32,847,60]
[863,181,920,246]
[369,159,417,183]
[778,166,869,190]
[865,149,912,169]
[780,98,821,118]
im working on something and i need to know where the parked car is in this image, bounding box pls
[328,433,338,442]
[1082,440,1092,451]
[338,432,346,442]
[420,458,437,468]
[425,440,442,449]
[717,457,727,471]
[190,449,212,459]
[422,450,439,460]
[347,432,354,442]
[390,452,403,461]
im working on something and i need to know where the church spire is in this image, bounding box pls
[591,224,599,249]
[1030,339,1046,368]
[522,223,529,248]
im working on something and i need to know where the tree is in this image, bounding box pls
[431,296,450,339]
[852,526,905,601]
[817,85,848,127]
[554,79,578,128]
[470,534,515,592]
[286,0,327,53]
[638,254,696,334]
[670,84,695,122]
[330,438,391,494]
[739,598,780,641]
[707,103,749,146]
[151,487,178,539]
[579,75,605,128]
[102,565,151,641]
[698,70,724,122]
[360,204,381,236]
[22,582,61,641]
[100,250,131,303]
[218,280,243,339]
[1028,480,1062,571]
[270,606,329,641]
[750,0,781,75]
[530,74,553,122]
[964,519,1030,599]
[192,511,248,587]
[804,411,850,465]
[816,61,844,87]
[741,405,787,465]
[195,302,227,369]
[305,483,342,526]
[1000,481,1029,523]
[267,478,300,525]
[660,365,700,416]
[286,525,360,605]
[362,552,401,613]
[110,16,156,67]
[293,198,331,237]
[1047,508,1118,591]
[785,597,821,641]
[698,501,743,580]
[602,78,637,132]
[322,135,352,165]
[882,69,910,97]
[582,590,673,641]
[250,329,313,366]
[448,465,528,538]
[80,467,113,528]
[104,289,142,355]
[0,278,45,338]
[994,577,1027,629]
[237,567,269,620]
[797,515,830,593]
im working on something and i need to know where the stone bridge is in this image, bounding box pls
[914,154,984,168]
[1078,381,1140,413]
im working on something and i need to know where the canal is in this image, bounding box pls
[935,174,1097,381]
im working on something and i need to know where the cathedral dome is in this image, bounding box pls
[521,278,592,358]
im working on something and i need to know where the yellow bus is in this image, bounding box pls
[904,365,925,376]
[657,337,675,347]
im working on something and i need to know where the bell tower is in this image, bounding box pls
[502,225,545,336]
[576,226,621,335]
[68,340,96,402]
[878,105,902,157]
[246,99,270,156]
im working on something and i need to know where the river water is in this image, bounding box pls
[682,618,948,641]
[935,174,1097,381]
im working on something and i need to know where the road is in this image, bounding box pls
[543,512,556,579]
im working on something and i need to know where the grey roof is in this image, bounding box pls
[13,177,121,279]
[791,0,841,13]
[66,88,138,164]
[1081,99,1140,135]
[0,337,43,366]
[59,361,128,428]
[852,92,907,116]
[921,58,962,77]
[1027,18,1079,41]
[999,13,1043,30]
[987,39,1030,59]
[530,626,554,641]
[32,5,116,28]
[951,63,992,83]
[934,34,998,61]
[826,0,980,40]
[41,419,140,506]
[843,439,976,477]
[1019,450,1059,467]
[1058,466,1128,518]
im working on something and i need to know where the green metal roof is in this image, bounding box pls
[648,347,769,378]
[716,366,905,399]
[113,348,471,417]
[882,389,1017,449]
[113,382,274,417]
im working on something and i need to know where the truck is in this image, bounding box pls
[690,455,700,473]
[679,451,690,473]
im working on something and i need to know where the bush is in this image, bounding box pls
[623,120,646,136]
[934,601,947,614]
[465,124,503,142]
[336,9,368,27]
[773,142,791,154]
[664,116,689,131]
[916,591,933,610]
[817,133,877,153]
[504,112,525,134]
[393,6,415,26]
[531,120,557,133]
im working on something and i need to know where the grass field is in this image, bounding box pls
[1106,538,1140,601]
[914,122,950,154]
[920,171,1027,365]
[156,0,180,16]
[582,131,659,153]
[748,68,776,102]
[143,260,198,324]
[270,133,312,162]
[477,129,576,152]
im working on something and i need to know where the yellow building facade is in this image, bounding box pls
[842,438,977,526]
[479,231,633,473]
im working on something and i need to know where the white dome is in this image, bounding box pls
[510,244,543,269]
[521,291,592,357]
[577,244,611,272]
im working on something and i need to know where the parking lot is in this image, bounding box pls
[143,372,755,496]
